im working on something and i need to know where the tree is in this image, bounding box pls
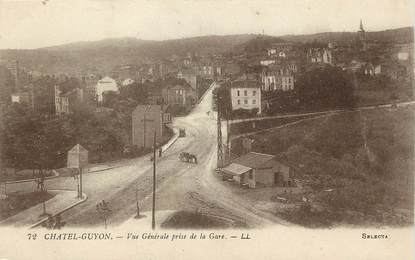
[59,77,81,93]
[296,66,356,110]
[119,82,148,104]
[33,76,57,115]
[0,65,15,104]
[96,200,111,229]
[212,83,231,119]
[102,91,119,108]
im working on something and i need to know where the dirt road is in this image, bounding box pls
[29,83,286,228]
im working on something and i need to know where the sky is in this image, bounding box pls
[0,0,413,49]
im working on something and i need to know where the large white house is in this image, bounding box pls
[96,76,118,102]
[261,66,294,92]
[230,80,262,114]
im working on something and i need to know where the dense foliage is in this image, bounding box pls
[0,103,130,171]
[295,66,356,110]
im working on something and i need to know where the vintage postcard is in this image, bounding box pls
[0,0,413,259]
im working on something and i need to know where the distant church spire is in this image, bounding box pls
[359,19,365,32]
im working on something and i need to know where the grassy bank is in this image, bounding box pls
[232,106,414,227]
[0,191,54,221]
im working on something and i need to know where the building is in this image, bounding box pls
[222,152,291,188]
[267,42,295,57]
[132,105,168,149]
[374,62,408,80]
[196,64,214,78]
[177,69,199,91]
[54,85,69,114]
[261,65,295,92]
[395,43,413,61]
[121,78,135,87]
[260,59,276,66]
[82,74,100,102]
[345,59,366,73]
[307,48,333,65]
[362,63,376,76]
[95,76,118,102]
[54,85,84,115]
[230,80,262,114]
[162,80,197,108]
[11,91,32,105]
[10,84,34,108]
[397,52,410,61]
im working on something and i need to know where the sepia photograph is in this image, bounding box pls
[0,0,413,259]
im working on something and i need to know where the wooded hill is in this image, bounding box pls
[0,27,412,75]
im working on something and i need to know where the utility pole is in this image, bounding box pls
[79,168,83,199]
[143,113,146,149]
[152,131,156,230]
[217,93,224,169]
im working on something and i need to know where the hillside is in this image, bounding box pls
[237,27,414,54]
[0,34,259,75]
[279,26,414,43]
[0,27,412,75]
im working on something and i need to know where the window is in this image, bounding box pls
[252,99,256,104]
[237,99,241,105]
[253,90,256,96]
[244,90,247,96]
[237,90,240,96]
[244,99,248,105]
[249,171,253,179]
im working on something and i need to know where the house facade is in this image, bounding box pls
[261,66,295,92]
[177,70,199,92]
[54,85,84,115]
[54,85,69,115]
[11,91,32,105]
[260,59,276,66]
[308,48,333,65]
[230,80,262,114]
[132,105,167,149]
[82,74,100,102]
[162,81,197,107]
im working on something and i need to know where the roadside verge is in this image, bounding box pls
[0,189,87,228]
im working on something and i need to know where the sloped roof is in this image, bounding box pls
[69,144,88,153]
[232,152,275,169]
[98,76,116,83]
[231,80,260,89]
[222,163,252,176]
[133,104,163,114]
[164,78,193,90]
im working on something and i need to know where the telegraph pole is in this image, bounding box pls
[217,92,224,169]
[226,107,231,164]
[143,113,146,149]
[152,131,156,230]
[79,168,83,198]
